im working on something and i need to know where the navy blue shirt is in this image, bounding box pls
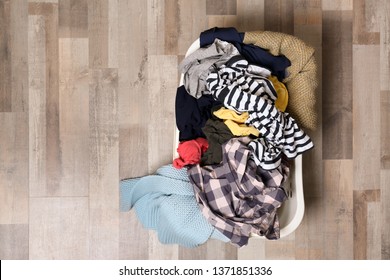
[175,85,221,141]
[200,27,291,80]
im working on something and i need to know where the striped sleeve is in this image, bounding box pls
[207,57,277,112]
[246,107,314,170]
[206,56,314,170]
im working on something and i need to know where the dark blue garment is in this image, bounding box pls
[199,27,291,80]
[175,85,221,141]
[239,44,291,81]
[200,27,245,47]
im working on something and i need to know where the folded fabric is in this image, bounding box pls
[213,107,259,137]
[244,31,318,130]
[200,27,291,81]
[180,39,240,98]
[173,138,209,169]
[207,56,314,170]
[188,137,289,247]
[175,85,221,141]
[120,165,229,248]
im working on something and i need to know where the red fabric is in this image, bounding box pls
[173,138,209,169]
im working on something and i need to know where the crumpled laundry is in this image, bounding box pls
[200,117,234,166]
[175,85,221,141]
[179,38,240,98]
[213,107,260,137]
[207,55,279,112]
[207,55,314,170]
[200,27,291,81]
[246,103,314,170]
[120,165,229,248]
[187,137,289,247]
[173,137,209,169]
[200,26,245,46]
[122,27,317,249]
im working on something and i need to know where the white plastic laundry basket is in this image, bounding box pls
[173,38,305,239]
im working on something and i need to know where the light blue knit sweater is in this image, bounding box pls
[120,164,229,248]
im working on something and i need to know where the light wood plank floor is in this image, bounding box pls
[0,0,389,260]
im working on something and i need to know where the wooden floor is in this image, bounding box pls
[0,0,389,260]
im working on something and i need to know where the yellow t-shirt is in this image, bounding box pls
[213,109,260,137]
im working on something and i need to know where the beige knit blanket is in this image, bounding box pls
[244,31,318,131]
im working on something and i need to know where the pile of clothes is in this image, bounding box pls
[120,27,315,248]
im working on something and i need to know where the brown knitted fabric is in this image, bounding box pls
[244,31,318,131]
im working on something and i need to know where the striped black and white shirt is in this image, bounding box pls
[207,55,313,170]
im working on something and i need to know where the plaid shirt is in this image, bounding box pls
[188,137,289,247]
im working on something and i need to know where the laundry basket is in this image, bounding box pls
[174,33,316,239]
